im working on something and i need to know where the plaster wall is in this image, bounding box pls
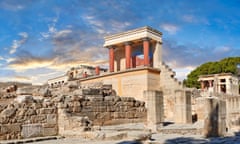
[80,68,160,102]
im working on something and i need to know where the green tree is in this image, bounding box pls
[184,57,240,88]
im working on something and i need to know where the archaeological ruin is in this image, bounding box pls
[0,26,240,143]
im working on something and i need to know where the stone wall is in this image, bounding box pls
[0,85,147,140]
[0,96,58,140]
[225,96,240,131]
[159,62,184,121]
[59,95,147,126]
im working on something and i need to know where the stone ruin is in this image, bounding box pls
[0,82,146,140]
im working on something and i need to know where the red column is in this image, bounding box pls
[143,38,150,66]
[201,81,204,91]
[125,42,132,69]
[109,47,114,72]
[95,66,100,75]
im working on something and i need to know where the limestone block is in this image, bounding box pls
[87,95,104,101]
[16,87,34,95]
[94,106,107,112]
[46,114,57,124]
[14,95,34,103]
[104,96,119,101]
[121,97,135,102]
[1,124,21,134]
[144,90,163,132]
[25,109,37,116]
[39,108,54,114]
[1,108,16,118]
[106,105,116,112]
[202,97,227,137]
[113,112,125,119]
[21,124,43,138]
[174,90,192,124]
[31,115,46,123]
[83,88,100,95]
[42,127,57,136]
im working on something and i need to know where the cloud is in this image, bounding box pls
[182,15,195,23]
[14,75,31,81]
[161,24,179,34]
[0,56,4,61]
[162,38,240,70]
[82,14,131,35]
[213,46,231,53]
[9,32,28,54]
[0,75,31,83]
[182,14,209,25]
[39,17,58,41]
[7,57,55,72]
[53,30,72,38]
[174,67,195,81]
[0,1,25,11]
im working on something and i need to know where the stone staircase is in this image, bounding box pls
[159,62,184,121]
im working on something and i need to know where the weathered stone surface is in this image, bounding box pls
[21,124,43,138]
[42,127,57,136]
[39,108,55,114]
[1,124,21,134]
[1,108,16,118]
[46,114,57,124]
[0,84,146,140]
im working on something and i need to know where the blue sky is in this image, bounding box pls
[0,0,240,84]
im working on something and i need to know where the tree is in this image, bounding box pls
[184,57,240,88]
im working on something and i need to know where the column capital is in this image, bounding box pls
[142,37,151,41]
[124,41,133,46]
[106,45,115,49]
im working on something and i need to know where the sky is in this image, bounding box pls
[0,0,240,85]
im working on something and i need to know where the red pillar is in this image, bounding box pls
[95,66,100,75]
[143,38,150,66]
[201,81,204,91]
[125,42,132,69]
[109,47,114,72]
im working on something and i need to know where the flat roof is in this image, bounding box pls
[104,26,162,47]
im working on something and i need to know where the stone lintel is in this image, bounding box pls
[104,26,162,47]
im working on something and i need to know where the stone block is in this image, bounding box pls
[144,90,163,132]
[39,108,54,114]
[83,89,100,95]
[174,90,192,124]
[1,108,16,118]
[121,97,135,102]
[1,124,21,134]
[46,114,57,124]
[31,115,46,123]
[42,123,56,128]
[21,124,43,138]
[42,127,57,136]
[94,106,106,112]
[202,97,227,137]
[106,105,115,112]
[104,96,119,101]
[113,112,126,119]
[87,95,104,102]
